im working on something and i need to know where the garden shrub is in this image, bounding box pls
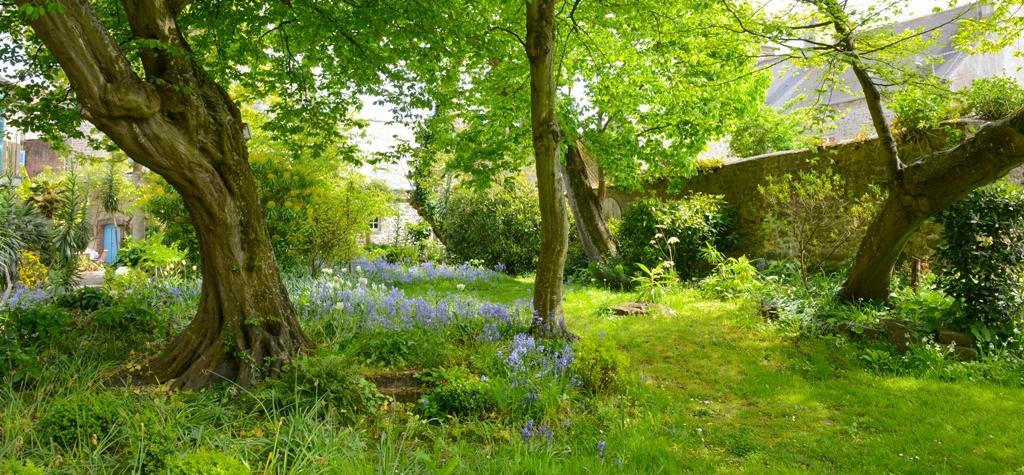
[889,81,956,141]
[572,336,627,394]
[369,243,420,264]
[91,299,159,337]
[264,354,382,421]
[961,76,1024,121]
[616,194,736,280]
[759,168,882,276]
[115,233,187,276]
[581,255,633,290]
[39,391,123,449]
[56,287,114,313]
[165,450,250,475]
[439,178,540,275]
[417,367,495,420]
[143,154,393,273]
[352,329,452,368]
[122,404,179,473]
[7,304,69,345]
[16,252,47,288]
[936,183,1024,335]
[729,105,805,158]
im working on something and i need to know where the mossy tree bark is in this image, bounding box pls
[525,0,570,337]
[562,141,616,260]
[841,111,1024,300]
[20,0,310,389]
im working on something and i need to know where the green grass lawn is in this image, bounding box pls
[4,272,1024,473]
[393,276,1024,473]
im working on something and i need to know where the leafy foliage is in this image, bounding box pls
[631,262,679,304]
[937,184,1024,335]
[889,81,956,140]
[39,391,123,449]
[616,195,736,280]
[143,127,394,273]
[960,76,1024,121]
[571,336,627,395]
[115,233,187,276]
[759,168,882,276]
[729,105,806,157]
[164,450,249,475]
[417,367,495,420]
[260,354,382,422]
[439,178,540,275]
[0,186,50,295]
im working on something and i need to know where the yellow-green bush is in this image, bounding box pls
[16,251,47,288]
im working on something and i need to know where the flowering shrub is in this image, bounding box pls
[16,251,47,288]
[616,195,736,280]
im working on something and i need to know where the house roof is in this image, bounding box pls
[764,3,987,109]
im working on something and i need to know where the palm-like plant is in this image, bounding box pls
[49,164,90,293]
[0,184,51,300]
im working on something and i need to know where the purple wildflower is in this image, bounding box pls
[597,440,607,460]
[520,420,534,440]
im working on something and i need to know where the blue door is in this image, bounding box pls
[103,224,121,264]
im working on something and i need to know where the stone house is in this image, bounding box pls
[359,162,423,246]
[0,124,139,264]
[762,2,1024,144]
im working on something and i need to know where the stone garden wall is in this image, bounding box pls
[605,133,963,256]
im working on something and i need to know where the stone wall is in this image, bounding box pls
[606,134,956,255]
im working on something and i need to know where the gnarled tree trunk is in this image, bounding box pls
[525,0,570,337]
[842,110,1024,300]
[21,0,310,389]
[562,141,616,260]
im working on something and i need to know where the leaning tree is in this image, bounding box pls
[727,0,1024,301]
[0,0,462,388]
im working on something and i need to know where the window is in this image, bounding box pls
[369,218,380,231]
[17,150,25,170]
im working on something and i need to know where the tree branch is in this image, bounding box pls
[14,0,158,119]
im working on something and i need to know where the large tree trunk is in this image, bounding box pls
[21,0,310,388]
[842,111,1024,300]
[525,0,570,337]
[562,141,616,260]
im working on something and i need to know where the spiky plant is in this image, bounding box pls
[101,161,120,214]
[49,164,90,293]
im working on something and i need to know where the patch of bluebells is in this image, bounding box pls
[343,258,500,285]
[0,285,50,311]
[499,332,577,412]
[503,333,575,377]
[519,419,553,443]
[297,277,530,335]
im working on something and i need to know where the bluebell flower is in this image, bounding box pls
[597,440,607,460]
[520,420,534,440]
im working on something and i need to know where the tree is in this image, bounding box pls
[726,0,1024,301]
[400,0,763,334]
[0,0,465,388]
[524,0,570,336]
